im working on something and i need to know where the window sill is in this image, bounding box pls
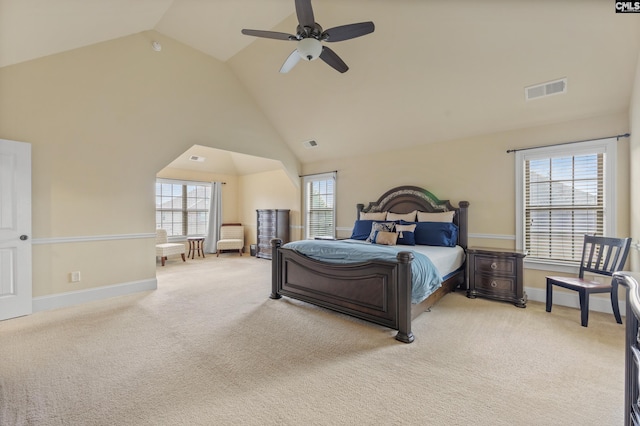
[167,236,187,243]
[524,258,580,274]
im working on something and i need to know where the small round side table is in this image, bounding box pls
[187,236,205,259]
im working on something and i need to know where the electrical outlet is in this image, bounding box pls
[70,271,81,282]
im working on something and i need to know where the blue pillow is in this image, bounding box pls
[400,220,458,247]
[395,223,416,246]
[397,231,415,246]
[350,220,395,240]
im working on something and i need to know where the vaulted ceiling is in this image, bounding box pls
[2,0,639,167]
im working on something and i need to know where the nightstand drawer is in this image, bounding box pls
[474,274,515,293]
[466,247,527,308]
[474,255,515,275]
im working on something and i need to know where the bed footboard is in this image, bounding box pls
[271,239,415,343]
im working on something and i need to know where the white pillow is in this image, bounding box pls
[416,211,455,223]
[395,223,417,236]
[386,210,417,222]
[360,211,387,220]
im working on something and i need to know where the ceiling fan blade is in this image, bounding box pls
[241,29,295,41]
[319,46,348,73]
[280,50,301,73]
[295,0,315,28]
[322,22,375,42]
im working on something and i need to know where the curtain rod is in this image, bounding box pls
[506,133,630,154]
[299,170,338,178]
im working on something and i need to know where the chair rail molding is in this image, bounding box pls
[32,233,156,245]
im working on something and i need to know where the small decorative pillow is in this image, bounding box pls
[395,223,417,245]
[366,221,395,242]
[417,211,455,223]
[373,231,398,246]
[386,210,417,222]
[360,211,388,220]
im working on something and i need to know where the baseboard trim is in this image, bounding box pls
[525,286,625,317]
[32,278,157,312]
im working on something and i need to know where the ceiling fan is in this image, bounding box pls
[241,0,375,73]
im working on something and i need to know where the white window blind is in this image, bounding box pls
[303,172,336,239]
[516,138,616,265]
[156,179,211,237]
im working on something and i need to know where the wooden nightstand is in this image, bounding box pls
[466,247,527,308]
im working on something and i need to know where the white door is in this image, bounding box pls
[0,139,32,320]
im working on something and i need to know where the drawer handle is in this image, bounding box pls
[491,281,498,288]
[490,262,497,270]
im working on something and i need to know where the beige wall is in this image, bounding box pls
[157,166,301,251]
[0,31,299,299]
[156,166,300,257]
[630,50,640,271]
[239,169,301,245]
[0,27,637,306]
[156,167,240,225]
[302,111,631,294]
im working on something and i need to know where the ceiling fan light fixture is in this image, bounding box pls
[297,38,322,61]
[241,0,374,73]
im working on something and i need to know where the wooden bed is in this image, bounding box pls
[270,185,469,343]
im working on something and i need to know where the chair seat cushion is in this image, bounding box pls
[217,239,243,250]
[156,243,186,257]
[546,276,611,290]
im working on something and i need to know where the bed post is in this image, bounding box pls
[396,251,415,343]
[457,201,470,250]
[270,239,282,299]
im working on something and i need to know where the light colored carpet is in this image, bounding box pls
[0,254,625,425]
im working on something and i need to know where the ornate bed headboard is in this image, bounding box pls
[356,185,470,249]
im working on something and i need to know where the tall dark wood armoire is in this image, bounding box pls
[256,209,290,260]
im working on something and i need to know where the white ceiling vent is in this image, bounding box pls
[302,140,318,149]
[525,78,567,101]
[189,155,205,162]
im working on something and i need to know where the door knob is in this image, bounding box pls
[19,235,28,241]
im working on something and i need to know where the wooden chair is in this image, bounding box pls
[546,235,631,327]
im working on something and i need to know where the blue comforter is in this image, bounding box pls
[282,239,442,304]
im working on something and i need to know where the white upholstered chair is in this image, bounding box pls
[216,225,245,257]
[155,229,186,266]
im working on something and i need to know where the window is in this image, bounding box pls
[516,138,616,268]
[156,179,211,237]
[303,172,336,239]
